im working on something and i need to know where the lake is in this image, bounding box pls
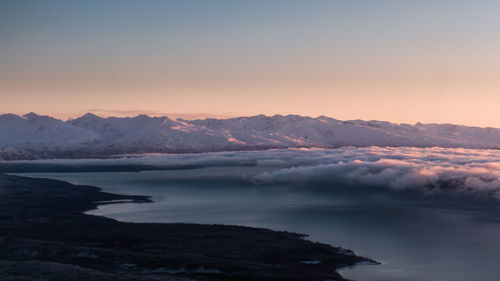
[10,147,500,281]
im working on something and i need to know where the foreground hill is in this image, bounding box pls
[1,113,500,159]
[0,174,370,281]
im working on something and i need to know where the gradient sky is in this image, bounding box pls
[1,0,500,126]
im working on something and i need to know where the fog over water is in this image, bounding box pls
[10,147,500,281]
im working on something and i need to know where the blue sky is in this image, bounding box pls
[2,0,500,126]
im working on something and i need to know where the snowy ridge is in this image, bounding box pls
[1,112,500,159]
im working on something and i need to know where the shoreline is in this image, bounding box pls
[0,173,374,281]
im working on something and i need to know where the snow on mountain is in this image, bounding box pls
[1,112,500,159]
[0,113,100,147]
[68,113,245,152]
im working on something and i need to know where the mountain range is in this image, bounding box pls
[1,112,500,160]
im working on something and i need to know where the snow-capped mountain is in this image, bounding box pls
[0,113,100,147]
[1,112,500,159]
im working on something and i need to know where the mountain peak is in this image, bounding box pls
[71,113,104,123]
[134,114,152,119]
[23,112,41,119]
[81,112,102,119]
[22,112,57,121]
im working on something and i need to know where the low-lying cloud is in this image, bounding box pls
[6,146,500,198]
[254,147,500,199]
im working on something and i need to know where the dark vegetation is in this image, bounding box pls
[0,174,373,281]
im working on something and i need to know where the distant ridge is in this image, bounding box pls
[1,112,500,160]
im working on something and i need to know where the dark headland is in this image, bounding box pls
[0,173,374,281]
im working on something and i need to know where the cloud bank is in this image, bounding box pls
[253,147,500,199]
[7,146,500,199]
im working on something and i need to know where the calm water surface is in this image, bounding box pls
[19,166,500,281]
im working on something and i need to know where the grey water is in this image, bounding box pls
[18,165,500,281]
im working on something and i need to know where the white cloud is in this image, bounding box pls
[253,147,500,199]
[7,146,500,199]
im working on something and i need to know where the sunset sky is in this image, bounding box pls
[2,0,500,126]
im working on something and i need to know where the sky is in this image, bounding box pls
[1,0,500,126]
